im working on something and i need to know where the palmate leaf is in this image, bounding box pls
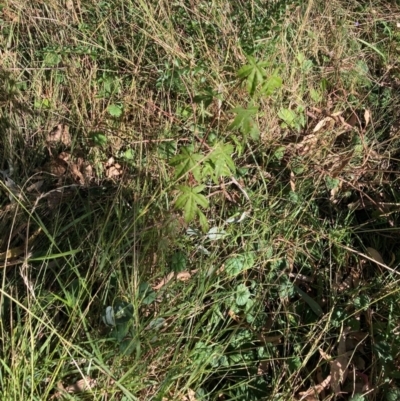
[176,185,209,223]
[207,142,236,182]
[237,55,269,96]
[229,105,258,131]
[236,284,251,306]
[277,108,297,127]
[261,74,282,96]
[170,146,203,181]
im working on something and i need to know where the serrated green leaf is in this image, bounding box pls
[237,56,269,96]
[44,52,62,67]
[171,251,187,271]
[170,147,203,181]
[225,253,255,277]
[249,124,260,140]
[122,148,134,160]
[139,282,156,305]
[175,185,209,223]
[236,284,251,306]
[107,104,123,117]
[229,105,259,137]
[278,108,297,126]
[198,209,209,232]
[261,74,282,96]
[89,132,108,147]
[348,394,365,401]
[274,146,286,160]
[325,176,340,190]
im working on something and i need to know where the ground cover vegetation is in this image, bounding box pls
[1,0,400,399]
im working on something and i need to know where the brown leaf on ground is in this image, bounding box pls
[318,347,331,361]
[45,157,68,176]
[330,151,354,178]
[298,375,331,401]
[70,162,85,185]
[346,111,358,128]
[64,376,97,393]
[260,335,282,345]
[330,329,351,396]
[176,271,192,281]
[106,165,121,178]
[26,180,44,193]
[187,388,198,401]
[105,157,122,178]
[106,157,115,167]
[153,272,175,290]
[290,171,296,192]
[153,270,198,290]
[47,124,71,146]
[364,109,371,127]
[53,376,97,398]
[313,116,334,133]
[366,247,385,265]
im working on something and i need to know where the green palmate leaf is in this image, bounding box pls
[207,142,236,182]
[278,108,297,127]
[89,131,108,147]
[261,74,282,96]
[274,146,286,160]
[236,284,251,306]
[198,209,209,232]
[237,55,269,96]
[107,103,123,117]
[171,251,187,272]
[229,105,259,138]
[175,185,209,223]
[225,253,255,277]
[170,146,203,181]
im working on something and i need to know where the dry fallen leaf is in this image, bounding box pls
[153,270,198,290]
[64,377,97,393]
[366,247,384,265]
[290,171,296,192]
[45,158,68,176]
[319,348,331,361]
[26,180,44,193]
[346,111,358,128]
[106,157,115,167]
[66,0,74,11]
[261,335,282,345]
[153,272,175,290]
[187,388,198,401]
[70,162,85,184]
[47,124,71,146]
[298,375,331,401]
[364,109,371,127]
[53,376,97,398]
[313,117,333,133]
[330,329,350,396]
[176,271,191,281]
[106,165,120,178]
[84,164,93,180]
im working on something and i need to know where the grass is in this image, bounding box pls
[1,0,400,400]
